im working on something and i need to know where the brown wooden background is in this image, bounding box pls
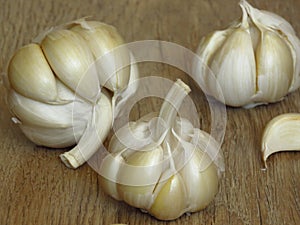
[0,0,300,224]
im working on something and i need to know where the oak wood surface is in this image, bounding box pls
[0,0,300,224]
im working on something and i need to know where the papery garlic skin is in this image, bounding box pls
[99,80,223,220]
[261,113,300,168]
[6,19,138,169]
[196,0,300,108]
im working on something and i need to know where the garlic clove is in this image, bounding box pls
[150,174,186,221]
[71,21,131,92]
[179,149,219,212]
[255,30,293,102]
[209,28,256,106]
[261,113,300,168]
[196,30,232,100]
[8,43,58,103]
[117,147,164,209]
[8,90,90,128]
[20,123,85,148]
[99,153,124,201]
[41,29,100,102]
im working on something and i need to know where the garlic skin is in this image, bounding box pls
[99,80,224,220]
[6,20,138,169]
[196,0,300,108]
[261,113,300,168]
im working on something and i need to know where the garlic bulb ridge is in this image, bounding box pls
[99,79,224,220]
[6,19,138,169]
[196,0,300,108]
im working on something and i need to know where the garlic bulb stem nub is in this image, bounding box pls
[60,92,112,169]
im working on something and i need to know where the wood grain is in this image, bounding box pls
[0,0,300,224]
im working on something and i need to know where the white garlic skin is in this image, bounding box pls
[6,20,137,169]
[99,116,221,221]
[196,0,300,108]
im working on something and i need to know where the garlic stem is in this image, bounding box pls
[158,79,191,131]
[60,92,112,169]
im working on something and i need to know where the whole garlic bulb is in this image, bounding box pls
[99,80,224,220]
[6,19,138,169]
[196,0,300,108]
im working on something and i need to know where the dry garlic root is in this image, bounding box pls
[261,113,300,168]
[6,19,138,169]
[196,0,300,108]
[99,80,224,220]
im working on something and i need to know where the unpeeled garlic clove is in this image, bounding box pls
[150,173,187,220]
[99,152,124,201]
[261,113,300,168]
[41,29,100,102]
[179,149,219,212]
[209,28,256,106]
[7,90,87,128]
[256,30,294,102]
[71,21,131,92]
[117,147,164,209]
[20,123,85,148]
[8,43,57,103]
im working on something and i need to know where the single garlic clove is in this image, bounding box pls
[20,123,85,148]
[8,90,90,128]
[117,147,164,209]
[8,43,57,103]
[71,21,131,92]
[195,30,231,100]
[99,153,124,201]
[197,30,229,64]
[255,30,294,102]
[41,29,100,102]
[261,113,300,168]
[209,28,256,106]
[180,149,219,212]
[150,174,186,221]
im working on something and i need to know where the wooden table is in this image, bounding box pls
[1,0,299,224]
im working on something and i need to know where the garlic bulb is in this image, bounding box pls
[6,19,138,169]
[261,113,300,168]
[196,0,300,108]
[99,80,224,220]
